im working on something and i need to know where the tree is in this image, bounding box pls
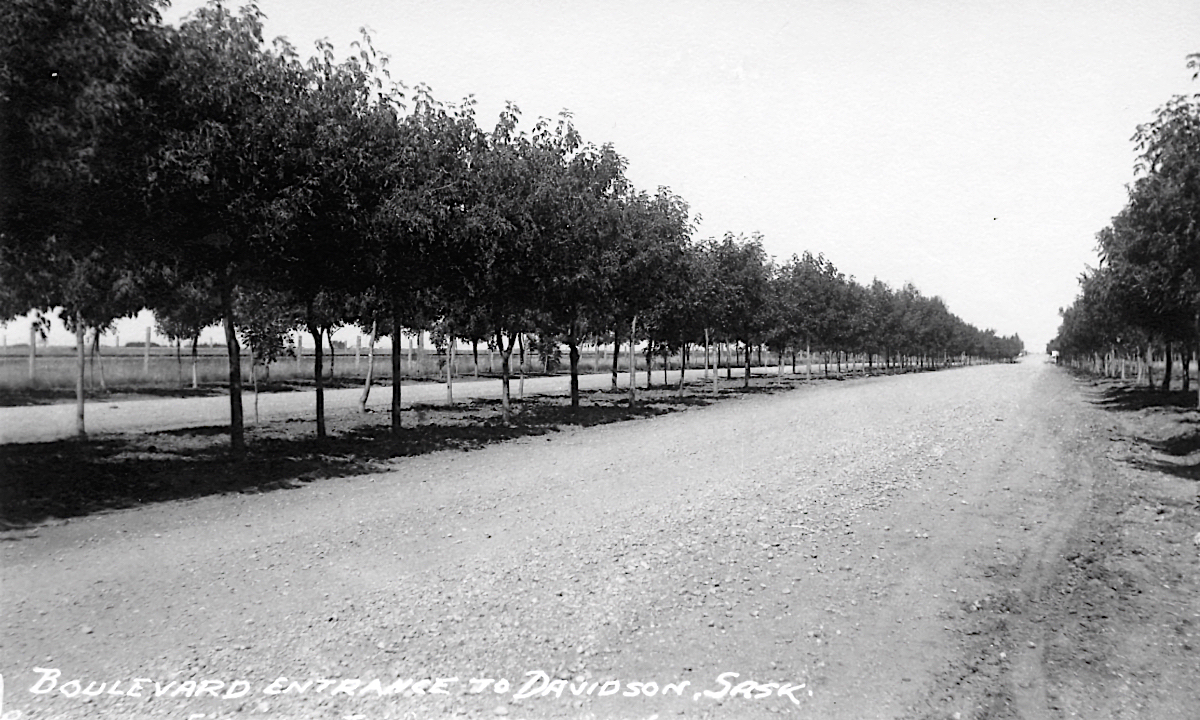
[706,233,772,387]
[154,272,220,388]
[1060,58,1200,396]
[599,188,694,402]
[264,36,397,439]
[538,131,630,409]
[456,104,560,423]
[235,285,300,422]
[148,1,303,453]
[1125,83,1200,398]
[370,87,481,431]
[1,0,171,438]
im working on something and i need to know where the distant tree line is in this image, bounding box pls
[1,1,1022,449]
[1049,54,1199,403]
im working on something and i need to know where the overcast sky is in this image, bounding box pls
[6,0,1198,350]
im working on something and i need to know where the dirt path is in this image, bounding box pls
[0,366,778,444]
[1,357,1195,719]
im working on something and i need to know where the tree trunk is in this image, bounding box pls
[1146,343,1154,388]
[221,276,245,454]
[327,329,335,380]
[1195,314,1200,408]
[708,329,717,396]
[252,357,260,425]
[497,328,513,423]
[1181,346,1191,393]
[744,341,751,388]
[190,334,199,390]
[569,329,581,410]
[390,315,403,435]
[611,332,621,392]
[518,333,525,399]
[175,338,183,387]
[90,329,108,392]
[75,318,85,439]
[308,319,326,440]
[472,339,480,378]
[645,335,653,389]
[629,316,638,405]
[678,343,687,397]
[359,321,377,413]
[1162,341,1173,392]
[446,339,455,405]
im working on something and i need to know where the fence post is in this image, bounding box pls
[355,334,361,370]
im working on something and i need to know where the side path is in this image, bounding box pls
[0,364,870,444]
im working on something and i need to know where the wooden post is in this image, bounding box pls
[144,326,151,374]
[355,334,361,370]
[297,334,303,372]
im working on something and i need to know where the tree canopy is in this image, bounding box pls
[2,0,1023,448]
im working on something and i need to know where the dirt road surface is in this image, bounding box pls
[2,357,1198,719]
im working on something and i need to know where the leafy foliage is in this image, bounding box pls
[3,0,1023,449]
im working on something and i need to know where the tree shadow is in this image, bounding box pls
[0,390,717,529]
[1087,382,1199,412]
[1126,431,1200,483]
[1084,379,1200,484]
[1127,455,1200,483]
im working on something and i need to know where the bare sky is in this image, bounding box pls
[7,0,1199,350]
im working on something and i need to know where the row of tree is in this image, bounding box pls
[1049,54,1199,403]
[1,1,1021,452]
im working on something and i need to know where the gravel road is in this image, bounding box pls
[0,357,1128,719]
